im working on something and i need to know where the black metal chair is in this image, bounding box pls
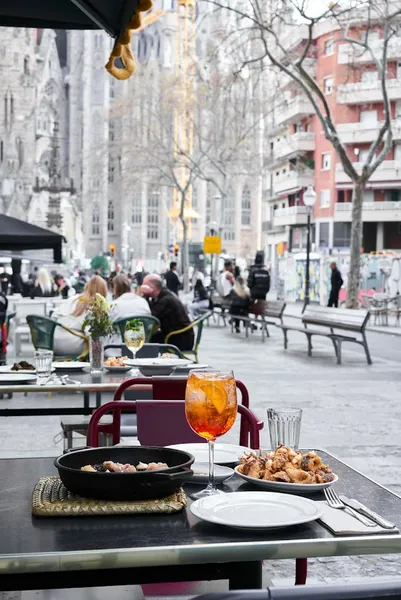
[193,580,401,600]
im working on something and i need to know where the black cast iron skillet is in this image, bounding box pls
[55,446,194,501]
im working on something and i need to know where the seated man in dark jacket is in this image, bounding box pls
[247,251,270,316]
[141,274,194,351]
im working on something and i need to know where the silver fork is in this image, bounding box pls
[324,488,376,527]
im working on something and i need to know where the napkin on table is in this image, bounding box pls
[317,501,399,536]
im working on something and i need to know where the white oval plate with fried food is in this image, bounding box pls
[104,365,133,373]
[234,465,338,494]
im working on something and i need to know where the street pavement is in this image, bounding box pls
[2,321,401,590]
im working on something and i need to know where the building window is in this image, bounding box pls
[320,189,331,208]
[361,70,378,83]
[0,140,3,162]
[132,190,142,224]
[241,185,251,225]
[333,222,351,247]
[16,138,23,167]
[108,158,115,183]
[94,34,102,49]
[147,188,159,240]
[223,187,235,241]
[324,39,334,56]
[319,222,330,247]
[324,76,334,94]
[23,56,29,75]
[107,200,115,232]
[92,203,100,235]
[321,153,331,170]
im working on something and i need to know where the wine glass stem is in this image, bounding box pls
[207,439,216,492]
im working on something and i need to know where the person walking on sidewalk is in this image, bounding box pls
[248,251,270,317]
[328,262,343,308]
[164,262,181,295]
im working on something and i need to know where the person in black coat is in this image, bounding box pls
[328,262,343,308]
[248,251,270,317]
[164,262,181,295]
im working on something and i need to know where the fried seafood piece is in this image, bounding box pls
[271,470,291,483]
[285,467,313,484]
[146,462,168,471]
[81,465,97,472]
[301,452,322,472]
[262,469,274,481]
[248,460,263,479]
[271,454,288,471]
[103,461,137,473]
[314,470,335,483]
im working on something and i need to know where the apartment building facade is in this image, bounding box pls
[264,14,401,278]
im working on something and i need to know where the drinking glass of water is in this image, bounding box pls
[267,407,302,450]
[34,350,53,384]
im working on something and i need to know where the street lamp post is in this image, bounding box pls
[303,185,317,309]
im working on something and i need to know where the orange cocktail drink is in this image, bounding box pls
[185,370,237,497]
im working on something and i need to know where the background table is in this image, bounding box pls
[0,370,146,416]
[1,451,401,591]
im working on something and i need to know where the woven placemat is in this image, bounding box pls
[32,476,187,517]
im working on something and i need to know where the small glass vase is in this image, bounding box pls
[89,337,104,374]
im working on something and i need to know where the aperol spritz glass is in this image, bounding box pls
[185,370,237,498]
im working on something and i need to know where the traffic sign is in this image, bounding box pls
[204,236,222,254]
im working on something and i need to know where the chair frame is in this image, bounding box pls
[104,342,184,358]
[165,311,212,362]
[27,315,89,361]
[87,400,261,449]
[111,376,259,448]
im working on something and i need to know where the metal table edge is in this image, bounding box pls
[1,533,401,575]
[0,384,120,393]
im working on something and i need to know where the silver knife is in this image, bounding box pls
[340,496,396,529]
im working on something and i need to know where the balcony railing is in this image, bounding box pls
[334,201,401,222]
[275,98,315,126]
[338,38,401,65]
[335,160,401,184]
[273,205,309,227]
[337,120,401,144]
[274,132,316,161]
[274,168,315,195]
[338,78,401,104]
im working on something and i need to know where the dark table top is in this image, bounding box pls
[1,451,401,575]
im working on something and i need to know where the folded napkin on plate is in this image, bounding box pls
[317,501,399,536]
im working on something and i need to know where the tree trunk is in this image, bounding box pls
[346,182,364,309]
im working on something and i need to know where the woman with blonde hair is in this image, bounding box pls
[31,268,57,298]
[52,275,108,356]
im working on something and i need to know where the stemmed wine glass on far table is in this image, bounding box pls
[124,320,145,363]
[185,370,237,499]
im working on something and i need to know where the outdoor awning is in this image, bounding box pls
[0,215,65,263]
[277,187,301,198]
[0,0,141,38]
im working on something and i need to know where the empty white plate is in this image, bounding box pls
[53,362,90,371]
[234,466,338,495]
[190,491,322,530]
[191,463,234,485]
[168,443,250,466]
[0,374,37,385]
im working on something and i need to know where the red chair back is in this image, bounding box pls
[87,401,262,449]
[136,400,203,446]
[113,377,251,446]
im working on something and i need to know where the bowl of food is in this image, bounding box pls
[127,358,192,377]
[235,446,338,494]
[54,446,195,500]
[104,356,133,373]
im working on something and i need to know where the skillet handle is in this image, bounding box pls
[150,469,193,481]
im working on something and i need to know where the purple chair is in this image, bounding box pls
[87,400,262,448]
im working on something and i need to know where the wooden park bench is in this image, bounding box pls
[276,306,372,365]
[231,300,286,342]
